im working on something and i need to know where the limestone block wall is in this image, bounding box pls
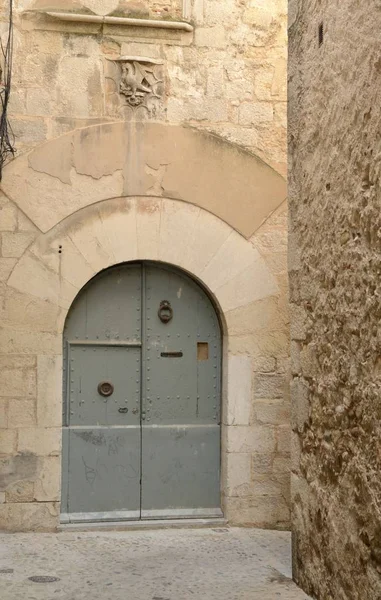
[289,1,381,598]
[0,123,290,530]
[0,0,286,175]
[0,0,289,532]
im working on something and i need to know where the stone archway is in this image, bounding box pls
[0,123,289,531]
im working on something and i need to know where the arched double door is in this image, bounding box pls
[61,262,222,523]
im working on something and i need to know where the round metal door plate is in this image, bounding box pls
[97,381,114,397]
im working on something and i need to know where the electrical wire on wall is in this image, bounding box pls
[0,0,15,180]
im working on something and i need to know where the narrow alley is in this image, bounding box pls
[0,527,311,600]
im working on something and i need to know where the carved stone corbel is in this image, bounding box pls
[115,56,164,116]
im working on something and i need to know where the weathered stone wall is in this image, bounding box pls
[0,0,289,531]
[289,1,381,598]
[1,0,287,175]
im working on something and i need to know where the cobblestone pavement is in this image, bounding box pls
[0,527,311,600]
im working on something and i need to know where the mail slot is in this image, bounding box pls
[161,352,183,358]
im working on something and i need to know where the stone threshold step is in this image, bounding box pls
[58,517,228,533]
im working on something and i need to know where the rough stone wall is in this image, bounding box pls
[289,1,381,598]
[1,0,287,175]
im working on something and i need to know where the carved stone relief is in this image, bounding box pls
[107,56,164,119]
[119,58,163,107]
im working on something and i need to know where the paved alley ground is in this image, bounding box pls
[0,527,311,600]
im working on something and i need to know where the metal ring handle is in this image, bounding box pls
[97,381,114,397]
[158,300,173,324]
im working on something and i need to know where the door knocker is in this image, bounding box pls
[158,300,173,324]
[98,381,114,397]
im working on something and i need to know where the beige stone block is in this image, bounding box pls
[34,456,61,501]
[21,53,59,86]
[215,125,258,148]
[81,0,119,16]
[289,304,307,341]
[0,355,37,369]
[225,425,275,454]
[225,495,290,527]
[215,256,278,312]
[290,377,309,432]
[277,425,291,454]
[192,0,204,23]
[183,208,231,276]
[0,329,61,354]
[29,131,72,186]
[170,98,229,123]
[0,398,8,428]
[225,452,251,495]
[11,118,47,145]
[136,197,162,260]
[229,330,289,360]
[291,431,301,474]
[239,102,274,125]
[98,198,138,263]
[273,455,291,474]
[252,230,287,254]
[8,87,26,115]
[17,211,38,232]
[251,452,273,475]
[25,30,64,55]
[0,492,5,503]
[207,66,225,98]
[271,58,287,100]
[26,88,52,116]
[226,79,253,101]
[73,124,125,180]
[255,68,275,101]
[195,25,225,48]
[0,202,17,231]
[225,355,252,426]
[0,429,17,454]
[1,232,36,258]
[67,209,116,273]
[8,253,78,310]
[252,400,290,426]
[8,399,37,428]
[0,501,59,532]
[33,235,95,293]
[57,56,103,118]
[18,427,61,456]
[0,258,16,281]
[201,232,259,291]
[253,373,286,399]
[120,42,161,58]
[5,480,34,503]
[243,6,273,28]
[0,287,60,333]
[159,201,200,268]
[299,343,319,378]
[0,367,36,398]
[37,355,62,428]
[264,253,287,276]
[226,296,287,336]
[253,355,276,372]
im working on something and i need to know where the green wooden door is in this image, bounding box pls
[61,263,222,523]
